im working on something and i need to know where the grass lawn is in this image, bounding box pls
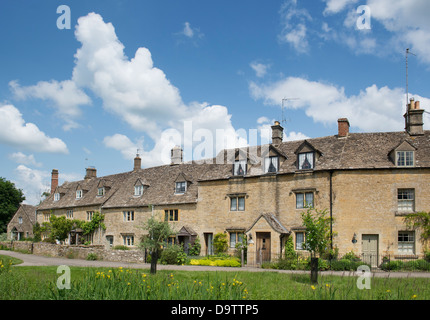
[0,264,429,300]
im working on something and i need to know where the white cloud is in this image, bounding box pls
[0,104,69,154]
[8,152,42,167]
[103,134,143,161]
[250,62,270,78]
[323,0,358,15]
[13,165,50,205]
[9,79,91,131]
[250,76,430,133]
[278,0,313,53]
[183,22,194,38]
[256,116,309,143]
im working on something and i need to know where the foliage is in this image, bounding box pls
[49,215,75,242]
[80,212,106,235]
[284,237,296,259]
[113,245,129,250]
[404,211,430,242]
[0,177,25,233]
[190,257,241,267]
[300,207,332,258]
[86,253,98,261]
[188,236,201,256]
[160,244,188,265]
[213,233,228,255]
[139,215,176,273]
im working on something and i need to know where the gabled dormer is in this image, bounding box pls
[389,140,416,167]
[295,140,322,171]
[75,183,89,199]
[53,186,67,202]
[174,172,191,194]
[134,178,149,196]
[232,148,248,176]
[97,179,112,197]
[261,145,287,174]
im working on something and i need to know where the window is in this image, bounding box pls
[123,235,134,246]
[43,213,50,222]
[296,192,314,209]
[233,160,247,176]
[398,231,415,254]
[175,181,186,194]
[97,187,105,196]
[398,189,415,212]
[164,209,179,221]
[76,190,83,199]
[123,211,134,221]
[54,193,60,201]
[87,211,94,221]
[134,185,144,196]
[66,210,73,219]
[18,217,22,224]
[229,232,243,248]
[298,152,314,170]
[295,232,305,250]
[264,156,279,173]
[396,151,414,167]
[230,196,245,211]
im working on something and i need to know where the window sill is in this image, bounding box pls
[395,211,416,216]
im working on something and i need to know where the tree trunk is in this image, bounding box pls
[150,249,158,274]
[310,257,318,284]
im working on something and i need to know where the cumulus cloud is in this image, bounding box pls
[9,79,91,131]
[8,152,42,167]
[250,76,430,132]
[250,62,270,78]
[0,104,69,154]
[13,165,50,205]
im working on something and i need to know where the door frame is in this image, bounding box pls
[256,232,271,264]
[362,234,379,268]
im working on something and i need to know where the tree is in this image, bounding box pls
[300,207,332,283]
[0,177,25,233]
[404,211,430,249]
[139,215,175,274]
[49,215,74,242]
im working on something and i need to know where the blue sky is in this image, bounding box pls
[1,0,429,205]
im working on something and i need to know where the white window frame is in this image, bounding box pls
[18,217,23,224]
[398,231,415,254]
[123,211,135,221]
[54,193,60,201]
[295,232,305,250]
[97,187,105,196]
[66,210,73,219]
[175,181,186,194]
[397,189,415,213]
[264,156,279,173]
[134,185,144,196]
[230,196,245,211]
[298,152,314,170]
[76,190,83,199]
[123,235,134,247]
[87,211,94,221]
[296,192,314,209]
[396,151,414,167]
[233,160,247,176]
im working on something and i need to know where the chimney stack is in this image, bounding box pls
[85,167,97,179]
[337,118,350,138]
[271,121,284,146]
[405,98,424,136]
[134,153,142,171]
[51,169,59,194]
[171,146,183,165]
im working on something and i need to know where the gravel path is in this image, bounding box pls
[2,250,430,278]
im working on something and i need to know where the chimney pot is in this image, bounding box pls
[51,169,59,194]
[337,118,350,138]
[171,146,183,165]
[85,167,97,179]
[405,100,424,136]
[271,121,284,146]
[134,154,142,171]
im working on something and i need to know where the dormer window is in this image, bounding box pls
[134,185,144,196]
[396,151,414,167]
[175,181,186,194]
[76,190,83,199]
[54,193,60,201]
[233,160,247,176]
[97,187,105,196]
[298,152,314,170]
[264,156,279,173]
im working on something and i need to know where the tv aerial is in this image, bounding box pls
[281,98,299,125]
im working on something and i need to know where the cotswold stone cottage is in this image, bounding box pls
[36,99,430,266]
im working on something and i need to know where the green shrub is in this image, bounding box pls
[160,245,188,265]
[113,245,129,250]
[188,237,201,256]
[213,233,228,255]
[189,257,241,267]
[86,253,98,261]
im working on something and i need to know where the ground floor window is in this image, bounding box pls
[123,235,135,246]
[398,231,415,254]
[295,232,305,250]
[229,232,244,248]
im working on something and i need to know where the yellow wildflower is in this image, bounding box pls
[311,285,316,290]
[412,294,417,299]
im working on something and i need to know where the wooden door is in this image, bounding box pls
[362,234,379,267]
[256,232,271,264]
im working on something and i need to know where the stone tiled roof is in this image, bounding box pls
[37,130,430,211]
